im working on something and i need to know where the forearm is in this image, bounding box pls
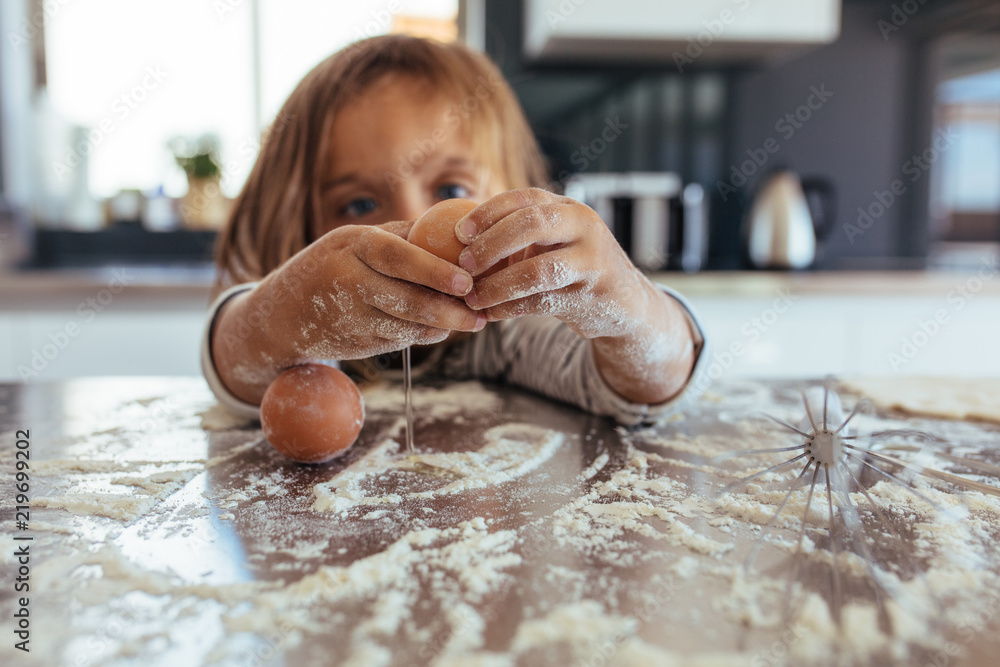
[590,277,696,405]
[210,251,336,405]
[211,284,299,406]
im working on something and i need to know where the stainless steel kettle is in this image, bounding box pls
[745,171,835,269]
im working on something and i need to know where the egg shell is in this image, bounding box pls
[260,364,365,463]
[407,198,477,265]
[407,198,506,279]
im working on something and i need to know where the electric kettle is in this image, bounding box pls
[745,171,835,269]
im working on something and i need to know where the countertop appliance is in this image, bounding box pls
[565,172,707,272]
[745,170,835,269]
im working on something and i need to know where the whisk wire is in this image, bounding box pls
[744,460,815,572]
[716,452,810,497]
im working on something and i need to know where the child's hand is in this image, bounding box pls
[313,220,485,345]
[277,221,486,359]
[212,220,484,404]
[453,188,641,338]
[453,188,696,404]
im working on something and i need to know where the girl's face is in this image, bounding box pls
[319,75,503,234]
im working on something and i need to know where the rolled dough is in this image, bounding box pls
[841,377,1000,425]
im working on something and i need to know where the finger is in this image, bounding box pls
[465,252,584,310]
[370,314,434,342]
[370,315,451,347]
[356,227,473,297]
[454,187,565,244]
[482,292,564,321]
[362,273,486,332]
[377,219,415,239]
[458,202,577,276]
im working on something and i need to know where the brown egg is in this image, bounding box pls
[407,198,477,265]
[260,364,364,463]
[407,198,506,280]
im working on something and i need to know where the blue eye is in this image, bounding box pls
[342,197,377,218]
[437,184,470,200]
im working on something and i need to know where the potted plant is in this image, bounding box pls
[170,134,229,230]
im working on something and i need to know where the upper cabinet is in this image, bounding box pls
[523,0,841,65]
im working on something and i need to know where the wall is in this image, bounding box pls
[728,2,920,268]
[483,0,975,269]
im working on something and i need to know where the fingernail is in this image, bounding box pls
[457,219,478,243]
[458,250,476,274]
[474,313,487,331]
[452,273,472,295]
[466,289,480,309]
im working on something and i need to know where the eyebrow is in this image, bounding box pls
[320,173,361,192]
[439,156,478,172]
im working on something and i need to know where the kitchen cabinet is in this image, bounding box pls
[523,0,841,64]
[664,271,1000,378]
[0,268,211,382]
[690,294,1000,378]
[11,311,206,380]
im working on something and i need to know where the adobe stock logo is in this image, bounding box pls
[877,0,928,41]
[886,257,997,371]
[716,85,833,202]
[843,126,957,245]
[18,269,135,381]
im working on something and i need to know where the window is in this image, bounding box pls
[930,40,1000,247]
[43,0,459,201]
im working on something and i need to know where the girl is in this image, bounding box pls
[201,35,708,426]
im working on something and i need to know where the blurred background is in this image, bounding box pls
[1,0,998,381]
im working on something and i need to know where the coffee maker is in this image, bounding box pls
[564,172,707,273]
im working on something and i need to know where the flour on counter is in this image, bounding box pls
[313,423,564,514]
[33,467,202,521]
[843,377,1000,424]
[13,378,1000,666]
[200,402,257,431]
[221,518,520,663]
[577,451,610,481]
[360,380,504,420]
[511,600,636,655]
[550,455,733,561]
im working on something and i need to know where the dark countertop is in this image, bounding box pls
[1,377,999,665]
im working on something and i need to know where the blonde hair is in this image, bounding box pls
[215,35,549,288]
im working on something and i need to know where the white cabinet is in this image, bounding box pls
[524,0,841,64]
[0,270,211,382]
[687,293,1000,379]
[0,318,15,379]
[5,310,206,382]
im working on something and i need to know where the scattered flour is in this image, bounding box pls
[14,378,1000,666]
[33,467,202,521]
[843,377,1000,424]
[511,600,636,655]
[360,380,504,421]
[200,402,257,430]
[313,423,564,514]
[551,457,733,560]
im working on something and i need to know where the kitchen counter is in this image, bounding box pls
[0,266,214,310]
[2,376,999,665]
[5,266,1000,307]
[649,269,1000,297]
[5,264,998,381]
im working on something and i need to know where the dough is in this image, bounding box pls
[841,377,1000,424]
